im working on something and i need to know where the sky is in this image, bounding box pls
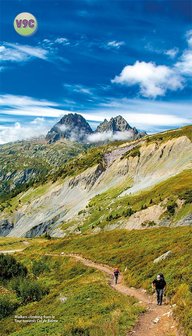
[0,0,192,144]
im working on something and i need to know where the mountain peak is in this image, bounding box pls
[46,113,93,144]
[96,115,131,133]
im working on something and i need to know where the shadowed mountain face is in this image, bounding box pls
[46,113,93,144]
[46,113,146,144]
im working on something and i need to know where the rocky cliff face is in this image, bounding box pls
[1,126,191,238]
[46,113,93,144]
[96,115,132,133]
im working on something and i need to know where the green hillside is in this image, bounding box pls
[0,225,192,335]
[0,243,143,336]
[0,139,84,202]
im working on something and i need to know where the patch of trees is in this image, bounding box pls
[167,202,178,215]
[182,190,192,204]
[0,296,18,319]
[0,255,49,319]
[106,208,135,221]
[0,254,27,281]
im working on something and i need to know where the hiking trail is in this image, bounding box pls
[46,252,181,336]
[0,248,181,336]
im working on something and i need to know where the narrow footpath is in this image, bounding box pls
[46,252,181,336]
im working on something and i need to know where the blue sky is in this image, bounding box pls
[0,0,192,143]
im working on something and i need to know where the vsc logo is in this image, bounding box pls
[14,12,38,36]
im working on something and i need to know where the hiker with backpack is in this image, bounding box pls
[152,274,166,305]
[114,267,120,285]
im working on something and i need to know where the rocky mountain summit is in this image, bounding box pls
[46,113,146,144]
[46,113,93,144]
[95,115,146,138]
[96,115,134,133]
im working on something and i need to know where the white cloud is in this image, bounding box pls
[165,47,179,58]
[107,40,125,49]
[112,30,192,98]
[0,121,50,145]
[0,43,48,63]
[81,97,192,132]
[31,117,45,124]
[0,94,59,108]
[112,61,183,98]
[63,84,93,95]
[0,94,69,118]
[87,130,134,143]
[55,37,70,45]
[186,30,192,48]
[57,124,69,132]
[175,50,192,76]
[174,30,192,76]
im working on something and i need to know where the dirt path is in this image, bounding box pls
[46,253,180,336]
[0,248,26,254]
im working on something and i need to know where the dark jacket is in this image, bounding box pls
[153,279,166,289]
[114,269,120,276]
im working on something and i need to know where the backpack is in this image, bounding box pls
[114,269,119,276]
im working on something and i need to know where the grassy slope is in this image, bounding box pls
[0,244,143,336]
[0,238,27,251]
[38,226,192,336]
[0,139,83,203]
[0,227,192,334]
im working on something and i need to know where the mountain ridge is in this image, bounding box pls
[46,113,146,144]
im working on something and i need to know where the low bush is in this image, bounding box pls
[11,278,49,303]
[0,254,27,281]
[0,295,18,319]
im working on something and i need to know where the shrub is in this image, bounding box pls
[11,278,49,303]
[167,202,177,215]
[123,208,134,217]
[182,190,192,204]
[0,295,18,319]
[71,327,90,336]
[0,254,27,281]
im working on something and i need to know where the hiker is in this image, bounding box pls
[152,274,166,305]
[114,267,120,285]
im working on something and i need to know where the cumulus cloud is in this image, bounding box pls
[112,61,183,98]
[174,30,192,76]
[175,50,192,75]
[112,30,192,98]
[87,130,134,143]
